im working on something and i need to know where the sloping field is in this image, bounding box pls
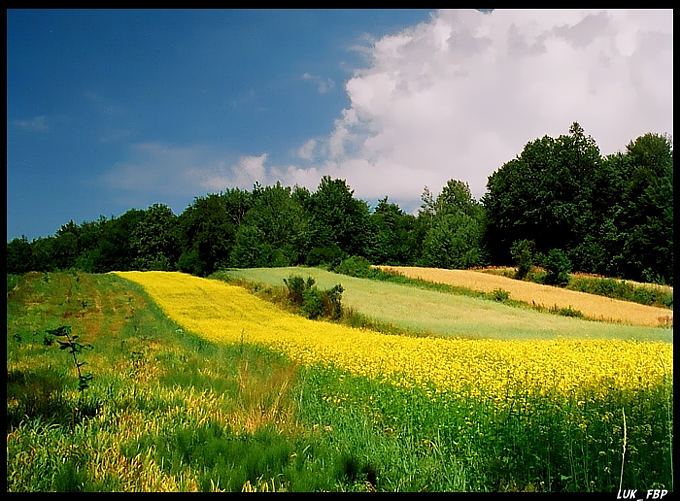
[377,266,672,328]
[480,266,674,295]
[114,271,672,400]
[221,267,672,343]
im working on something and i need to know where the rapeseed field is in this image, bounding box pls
[115,271,671,401]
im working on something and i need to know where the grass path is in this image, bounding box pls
[220,267,672,343]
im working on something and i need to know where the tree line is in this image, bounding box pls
[7,123,673,285]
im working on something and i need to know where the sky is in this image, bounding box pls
[6,9,673,242]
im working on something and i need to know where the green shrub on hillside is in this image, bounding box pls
[510,239,535,280]
[543,249,572,287]
[284,274,344,320]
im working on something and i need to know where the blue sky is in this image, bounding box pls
[7,9,673,242]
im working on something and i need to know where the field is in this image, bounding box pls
[377,266,673,327]
[220,267,672,342]
[6,270,674,492]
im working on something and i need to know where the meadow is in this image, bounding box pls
[219,267,672,342]
[6,270,673,492]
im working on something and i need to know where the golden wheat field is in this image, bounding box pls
[376,266,672,327]
[114,271,672,402]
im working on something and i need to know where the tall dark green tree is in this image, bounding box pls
[305,176,370,264]
[617,133,673,283]
[131,204,180,271]
[419,180,487,269]
[229,182,310,268]
[52,220,81,270]
[6,236,33,274]
[483,123,672,284]
[483,122,600,266]
[178,193,239,276]
[367,196,419,265]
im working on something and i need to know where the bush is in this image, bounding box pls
[510,239,535,280]
[492,288,510,302]
[283,275,344,320]
[554,306,584,318]
[333,256,375,278]
[543,249,572,287]
[284,275,315,306]
[301,288,324,319]
[321,284,344,320]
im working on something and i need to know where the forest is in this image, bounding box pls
[6,123,674,286]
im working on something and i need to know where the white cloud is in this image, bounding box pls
[286,9,673,208]
[297,138,317,160]
[301,72,336,94]
[103,142,271,196]
[13,115,49,132]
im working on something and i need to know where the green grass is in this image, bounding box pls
[214,267,672,343]
[6,271,673,492]
[3,272,474,492]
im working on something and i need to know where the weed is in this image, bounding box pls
[47,325,94,392]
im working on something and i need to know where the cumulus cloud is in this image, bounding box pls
[13,115,49,131]
[198,154,269,191]
[287,9,673,208]
[297,138,317,160]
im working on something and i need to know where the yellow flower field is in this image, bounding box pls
[376,265,673,327]
[115,271,672,402]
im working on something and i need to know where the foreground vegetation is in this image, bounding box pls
[6,271,673,492]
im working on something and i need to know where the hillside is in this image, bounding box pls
[219,267,672,342]
[6,271,674,492]
[376,266,672,327]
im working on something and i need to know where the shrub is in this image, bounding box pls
[284,275,313,306]
[492,288,510,302]
[555,306,584,318]
[510,239,535,280]
[334,256,375,278]
[322,284,344,320]
[300,288,323,319]
[284,275,344,320]
[543,249,572,287]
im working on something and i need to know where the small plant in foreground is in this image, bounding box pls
[46,325,94,393]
